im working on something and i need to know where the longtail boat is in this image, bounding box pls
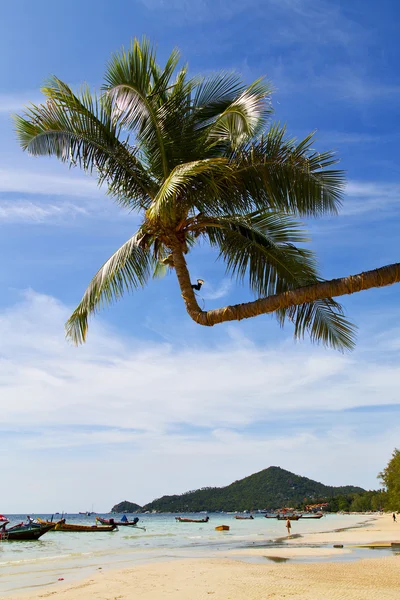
[96,516,146,530]
[37,518,64,528]
[0,522,54,541]
[277,515,301,521]
[55,520,117,532]
[175,516,209,523]
[234,515,254,520]
[299,513,324,519]
[264,515,278,518]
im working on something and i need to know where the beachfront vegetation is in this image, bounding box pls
[379,448,400,511]
[326,490,387,513]
[14,37,400,349]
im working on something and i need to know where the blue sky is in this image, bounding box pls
[1,0,400,512]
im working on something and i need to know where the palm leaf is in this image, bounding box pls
[203,212,355,350]
[230,125,345,216]
[147,158,232,222]
[276,299,356,351]
[14,77,155,210]
[204,212,317,296]
[65,231,155,344]
[103,37,188,179]
[206,79,273,149]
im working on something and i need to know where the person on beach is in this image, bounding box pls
[286,518,291,535]
[393,513,396,522]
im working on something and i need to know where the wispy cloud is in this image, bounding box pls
[319,132,400,146]
[201,279,232,301]
[0,200,88,223]
[0,168,101,198]
[342,181,400,217]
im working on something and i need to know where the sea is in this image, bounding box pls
[0,513,390,596]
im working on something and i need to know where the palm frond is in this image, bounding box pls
[65,231,155,344]
[206,79,273,149]
[231,125,345,216]
[204,212,316,296]
[203,212,355,350]
[193,72,245,109]
[14,77,155,210]
[103,37,189,179]
[147,158,231,222]
[276,298,356,351]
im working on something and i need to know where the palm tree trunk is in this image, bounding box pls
[169,238,208,324]
[170,244,400,327]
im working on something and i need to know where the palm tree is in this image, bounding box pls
[14,38,400,350]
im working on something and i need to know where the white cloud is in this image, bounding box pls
[201,279,232,301]
[0,168,101,198]
[319,132,399,145]
[0,291,399,511]
[0,200,88,222]
[342,180,400,216]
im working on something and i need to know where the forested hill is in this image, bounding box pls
[143,467,364,512]
[111,500,142,513]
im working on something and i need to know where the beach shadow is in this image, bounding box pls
[264,556,290,563]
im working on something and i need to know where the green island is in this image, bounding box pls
[111,466,387,513]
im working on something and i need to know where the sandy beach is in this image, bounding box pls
[6,514,400,600]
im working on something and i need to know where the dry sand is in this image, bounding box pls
[8,515,400,600]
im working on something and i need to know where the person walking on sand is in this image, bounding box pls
[286,518,291,536]
[393,513,396,522]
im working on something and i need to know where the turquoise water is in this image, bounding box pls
[0,513,382,596]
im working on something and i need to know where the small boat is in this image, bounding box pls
[0,522,54,541]
[54,519,117,532]
[175,516,209,523]
[299,513,324,519]
[234,515,254,520]
[277,515,301,521]
[215,525,229,531]
[96,516,146,530]
[37,517,64,528]
[264,514,278,519]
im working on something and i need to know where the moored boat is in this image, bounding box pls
[0,522,54,541]
[175,516,209,523]
[54,519,117,532]
[299,513,324,519]
[215,525,229,531]
[277,515,301,521]
[96,516,146,530]
[234,515,254,520]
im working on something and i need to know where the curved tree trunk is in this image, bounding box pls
[170,241,400,327]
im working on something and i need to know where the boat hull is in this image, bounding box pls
[55,522,117,532]
[1,524,54,541]
[175,517,209,523]
[96,517,140,527]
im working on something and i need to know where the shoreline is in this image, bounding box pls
[4,514,400,600]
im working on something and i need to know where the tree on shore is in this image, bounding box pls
[379,449,400,511]
[14,38,400,349]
